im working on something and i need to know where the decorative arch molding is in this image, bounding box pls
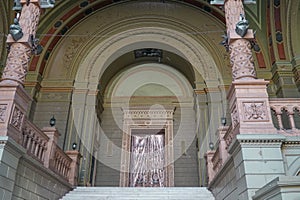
[74,27,223,92]
[106,63,194,99]
[287,0,300,60]
[32,0,225,74]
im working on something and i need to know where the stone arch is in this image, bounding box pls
[74,27,223,91]
[287,0,300,59]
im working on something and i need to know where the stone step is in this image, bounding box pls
[61,187,215,200]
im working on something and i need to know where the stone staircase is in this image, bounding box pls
[61,187,215,200]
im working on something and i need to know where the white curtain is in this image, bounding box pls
[129,134,165,187]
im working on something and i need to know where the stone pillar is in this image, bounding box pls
[42,127,60,168]
[204,151,215,184]
[0,136,26,200]
[225,0,256,81]
[2,1,41,85]
[227,79,277,136]
[222,1,282,199]
[66,150,82,186]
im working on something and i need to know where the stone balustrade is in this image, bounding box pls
[269,98,300,135]
[50,147,72,179]
[206,126,231,183]
[20,118,80,185]
[22,119,49,163]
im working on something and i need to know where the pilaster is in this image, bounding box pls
[271,62,300,98]
[292,57,300,93]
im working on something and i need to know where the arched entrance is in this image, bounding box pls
[40,0,229,186]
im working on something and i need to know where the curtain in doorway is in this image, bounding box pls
[129,134,165,187]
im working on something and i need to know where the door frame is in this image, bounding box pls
[119,107,175,187]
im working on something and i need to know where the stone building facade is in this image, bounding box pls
[0,0,300,199]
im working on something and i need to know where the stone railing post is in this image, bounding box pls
[42,127,60,168]
[205,150,216,184]
[218,126,229,165]
[66,150,82,186]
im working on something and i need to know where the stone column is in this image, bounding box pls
[224,0,277,135]
[223,1,282,199]
[2,1,41,85]
[0,1,42,144]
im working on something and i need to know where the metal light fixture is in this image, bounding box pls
[49,116,56,127]
[40,0,55,9]
[209,142,214,150]
[72,142,77,150]
[13,0,22,11]
[221,117,227,126]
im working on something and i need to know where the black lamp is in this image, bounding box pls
[49,116,56,127]
[209,142,214,150]
[72,142,77,150]
[221,117,227,126]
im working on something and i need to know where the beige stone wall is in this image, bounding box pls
[13,156,72,200]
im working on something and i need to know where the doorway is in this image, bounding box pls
[129,129,165,187]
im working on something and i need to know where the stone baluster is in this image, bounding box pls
[276,111,284,130]
[287,108,296,130]
[205,151,216,184]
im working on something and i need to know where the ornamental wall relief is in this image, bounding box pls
[242,101,268,121]
[10,106,24,130]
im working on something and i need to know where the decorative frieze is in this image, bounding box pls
[123,108,174,120]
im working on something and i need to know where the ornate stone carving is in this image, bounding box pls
[224,0,245,34]
[224,0,256,80]
[2,44,32,83]
[64,37,85,70]
[229,39,256,79]
[123,108,174,120]
[10,106,24,130]
[243,102,267,121]
[0,104,8,123]
[2,3,41,85]
[19,3,41,37]
[231,106,239,128]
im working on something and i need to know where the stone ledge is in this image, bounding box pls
[252,176,300,200]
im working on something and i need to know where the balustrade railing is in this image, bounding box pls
[22,119,49,163]
[269,98,300,135]
[20,118,80,185]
